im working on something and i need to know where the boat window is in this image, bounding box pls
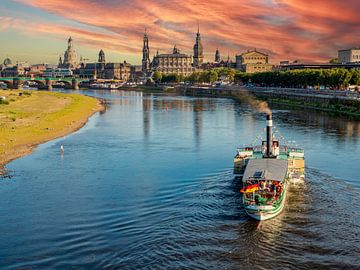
[253,171,263,178]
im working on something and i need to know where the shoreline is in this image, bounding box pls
[0,90,104,170]
[121,85,360,117]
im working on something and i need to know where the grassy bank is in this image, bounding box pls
[257,96,360,117]
[0,90,103,166]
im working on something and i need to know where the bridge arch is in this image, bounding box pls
[54,80,72,88]
[26,79,46,89]
[0,79,14,89]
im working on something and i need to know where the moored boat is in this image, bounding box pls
[234,114,305,221]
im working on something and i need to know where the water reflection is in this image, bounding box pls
[274,106,360,142]
[2,89,356,269]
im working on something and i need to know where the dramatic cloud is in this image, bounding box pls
[5,0,360,63]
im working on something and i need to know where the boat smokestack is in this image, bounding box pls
[266,114,273,157]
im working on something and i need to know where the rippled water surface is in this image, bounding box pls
[1,90,360,269]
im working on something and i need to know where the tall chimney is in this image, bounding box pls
[266,114,272,157]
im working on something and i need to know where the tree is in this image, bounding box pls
[207,70,218,83]
[152,71,162,82]
[329,58,339,64]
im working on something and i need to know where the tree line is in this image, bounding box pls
[152,68,360,89]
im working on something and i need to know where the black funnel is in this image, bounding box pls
[266,114,272,157]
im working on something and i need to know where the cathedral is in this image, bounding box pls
[152,46,194,76]
[142,27,203,76]
[58,37,78,70]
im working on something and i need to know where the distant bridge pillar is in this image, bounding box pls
[13,78,23,90]
[45,78,53,91]
[72,78,79,90]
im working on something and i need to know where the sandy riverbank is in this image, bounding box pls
[0,90,103,167]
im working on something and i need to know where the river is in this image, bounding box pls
[1,90,359,269]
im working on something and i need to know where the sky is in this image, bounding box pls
[0,0,360,65]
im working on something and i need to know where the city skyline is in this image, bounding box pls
[1,0,360,65]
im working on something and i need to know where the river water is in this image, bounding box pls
[1,90,359,269]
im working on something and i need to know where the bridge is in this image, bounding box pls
[0,77,89,90]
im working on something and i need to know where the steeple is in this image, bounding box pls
[58,55,63,67]
[193,24,203,68]
[173,45,180,54]
[215,48,220,63]
[98,49,105,63]
[142,28,151,73]
[68,36,73,49]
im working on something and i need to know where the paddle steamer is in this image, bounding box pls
[234,114,305,220]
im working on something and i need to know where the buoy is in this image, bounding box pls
[60,144,64,155]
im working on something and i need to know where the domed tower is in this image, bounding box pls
[62,36,78,69]
[3,57,12,67]
[193,24,204,68]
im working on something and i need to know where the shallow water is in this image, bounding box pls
[0,90,359,269]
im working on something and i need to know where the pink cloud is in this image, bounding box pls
[8,0,360,63]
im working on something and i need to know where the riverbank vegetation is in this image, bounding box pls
[0,90,102,166]
[237,68,360,89]
[260,96,360,117]
[152,68,360,90]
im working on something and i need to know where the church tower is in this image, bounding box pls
[98,49,106,79]
[142,29,151,73]
[215,48,220,63]
[98,49,105,64]
[193,25,203,68]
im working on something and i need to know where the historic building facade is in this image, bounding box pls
[193,26,203,68]
[76,50,130,80]
[338,48,360,64]
[236,50,273,73]
[58,37,78,70]
[152,46,194,76]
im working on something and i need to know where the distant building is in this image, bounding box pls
[193,25,204,68]
[152,46,194,76]
[0,61,29,77]
[201,56,235,70]
[277,63,360,71]
[130,65,144,82]
[76,50,131,80]
[142,30,151,73]
[338,48,360,64]
[58,37,78,69]
[236,50,273,73]
[1,65,25,77]
[43,68,73,78]
[28,64,47,77]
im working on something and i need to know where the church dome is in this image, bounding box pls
[3,58,12,66]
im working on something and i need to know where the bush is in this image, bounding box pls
[0,99,9,105]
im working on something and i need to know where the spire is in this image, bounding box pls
[215,48,220,63]
[193,23,203,68]
[68,36,73,49]
[58,55,63,67]
[142,28,150,72]
[98,49,105,63]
